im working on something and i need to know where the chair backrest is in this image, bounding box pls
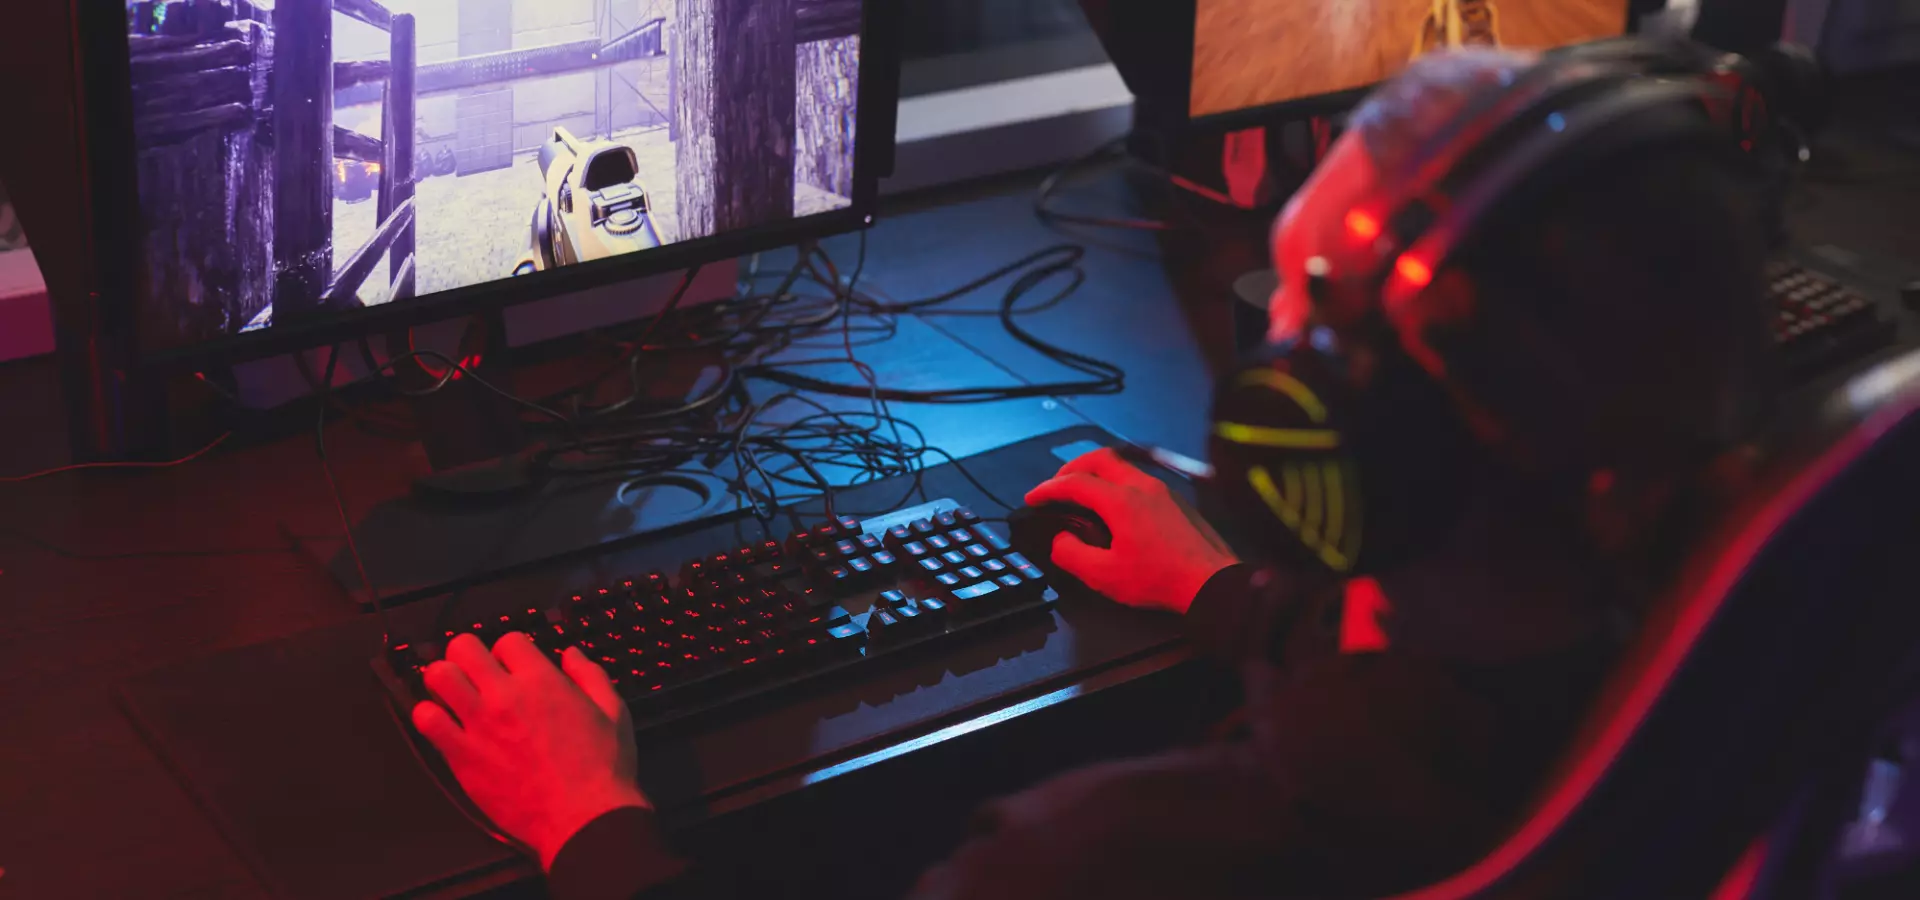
[1383,347,1920,900]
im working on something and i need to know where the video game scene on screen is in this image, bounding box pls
[125,0,861,352]
[1192,0,1628,117]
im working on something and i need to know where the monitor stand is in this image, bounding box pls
[393,313,537,501]
[1139,118,1327,370]
[300,314,761,611]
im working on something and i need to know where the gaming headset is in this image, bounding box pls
[1207,35,1813,577]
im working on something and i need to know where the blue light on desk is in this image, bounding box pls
[1051,439,1107,464]
[1546,112,1567,133]
[802,683,1085,786]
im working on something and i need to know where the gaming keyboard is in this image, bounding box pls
[375,500,1057,732]
[1770,258,1896,378]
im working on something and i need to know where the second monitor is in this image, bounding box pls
[1190,0,1633,120]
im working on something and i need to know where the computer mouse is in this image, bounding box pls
[1008,502,1112,600]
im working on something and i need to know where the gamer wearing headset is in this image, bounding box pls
[407,41,1779,900]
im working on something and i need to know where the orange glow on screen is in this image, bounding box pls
[1190,1,1631,118]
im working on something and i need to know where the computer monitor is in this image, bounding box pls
[88,0,898,366]
[1190,1,1636,122]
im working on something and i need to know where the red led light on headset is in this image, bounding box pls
[1344,209,1382,242]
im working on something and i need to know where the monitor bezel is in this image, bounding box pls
[82,0,900,372]
[1126,0,1643,136]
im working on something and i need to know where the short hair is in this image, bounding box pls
[1451,143,1777,473]
[1354,49,1777,474]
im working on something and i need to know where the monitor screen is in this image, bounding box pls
[1190,1,1632,119]
[123,0,871,358]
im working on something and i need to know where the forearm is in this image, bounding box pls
[546,807,692,900]
[1182,564,1331,664]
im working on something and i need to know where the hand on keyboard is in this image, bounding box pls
[411,632,651,871]
[382,501,1060,740]
[1025,448,1239,614]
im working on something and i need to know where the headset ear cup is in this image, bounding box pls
[1210,343,1479,576]
[1210,352,1361,576]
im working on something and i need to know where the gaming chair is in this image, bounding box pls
[1373,346,1920,899]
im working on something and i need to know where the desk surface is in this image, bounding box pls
[0,172,1216,899]
[5,101,1920,897]
[114,425,1220,900]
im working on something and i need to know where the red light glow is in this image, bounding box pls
[1388,415,1884,900]
[1708,836,1768,900]
[1340,578,1392,653]
[1589,469,1617,495]
[1345,209,1382,242]
[1395,256,1434,288]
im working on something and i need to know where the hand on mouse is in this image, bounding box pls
[1025,448,1239,614]
[411,633,651,871]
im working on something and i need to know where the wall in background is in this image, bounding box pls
[1822,0,1920,72]
[0,177,54,363]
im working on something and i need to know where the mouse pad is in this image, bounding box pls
[116,425,1199,900]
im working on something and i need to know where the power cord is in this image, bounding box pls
[746,243,1125,402]
[1035,139,1178,232]
[1033,135,1257,234]
[0,432,235,484]
[310,343,528,851]
[313,345,395,645]
[309,230,1125,584]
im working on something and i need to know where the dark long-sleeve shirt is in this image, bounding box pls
[548,564,1615,900]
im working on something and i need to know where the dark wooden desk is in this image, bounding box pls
[5,90,1918,895]
[0,172,1219,899]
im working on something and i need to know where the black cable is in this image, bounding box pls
[320,345,542,850]
[379,690,527,854]
[315,345,395,644]
[371,348,573,425]
[752,240,1124,402]
[1034,133,1269,236]
[1035,138,1177,232]
[287,232,1124,563]
[293,346,417,438]
[534,265,703,409]
[748,322,1121,401]
[520,234,1127,528]
[0,432,236,483]
[849,244,1085,313]
[918,444,1021,514]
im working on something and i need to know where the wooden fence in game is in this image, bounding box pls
[273,0,421,318]
[129,0,862,343]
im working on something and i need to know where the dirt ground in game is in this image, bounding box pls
[1191,0,1628,118]
[335,126,850,306]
